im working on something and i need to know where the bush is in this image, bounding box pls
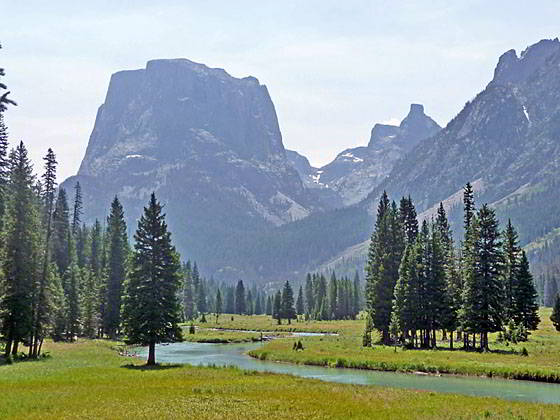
[521,347,529,357]
[189,324,196,334]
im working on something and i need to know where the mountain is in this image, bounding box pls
[310,104,440,205]
[62,59,330,280]
[315,38,560,282]
[286,149,344,208]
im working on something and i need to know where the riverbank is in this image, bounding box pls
[1,340,558,419]
[248,308,560,383]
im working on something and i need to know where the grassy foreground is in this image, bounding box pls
[182,327,264,343]
[1,340,558,419]
[222,310,560,383]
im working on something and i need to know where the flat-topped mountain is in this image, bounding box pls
[62,59,329,279]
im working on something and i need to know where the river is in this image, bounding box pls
[133,340,560,404]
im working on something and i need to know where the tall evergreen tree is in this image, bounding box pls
[225,287,235,314]
[51,188,70,276]
[462,205,504,350]
[215,288,222,323]
[366,192,404,344]
[551,294,560,332]
[235,280,246,315]
[0,43,17,112]
[0,113,10,234]
[103,196,128,339]
[71,181,83,235]
[265,295,272,316]
[182,265,194,320]
[513,251,540,330]
[296,285,304,316]
[1,142,40,356]
[32,148,58,356]
[281,281,296,324]
[503,220,520,320]
[273,290,282,324]
[122,193,183,365]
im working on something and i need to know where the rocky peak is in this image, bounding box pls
[367,103,440,150]
[492,38,560,86]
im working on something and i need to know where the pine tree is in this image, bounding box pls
[281,281,297,324]
[254,292,263,315]
[32,148,58,356]
[265,295,272,316]
[353,271,361,317]
[51,188,71,276]
[48,264,66,342]
[544,275,559,307]
[225,287,235,314]
[215,288,222,323]
[400,196,418,244]
[551,294,560,332]
[0,43,17,112]
[366,193,404,344]
[513,251,540,330]
[182,265,195,320]
[296,285,304,316]
[196,280,207,315]
[463,182,475,232]
[71,181,83,235]
[122,193,183,366]
[273,290,282,324]
[64,232,81,340]
[503,220,520,320]
[462,205,504,351]
[80,268,98,338]
[328,272,338,320]
[1,142,41,357]
[0,113,10,235]
[246,289,254,315]
[235,280,246,315]
[103,196,128,339]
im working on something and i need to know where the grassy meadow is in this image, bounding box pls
[248,308,560,383]
[1,339,559,419]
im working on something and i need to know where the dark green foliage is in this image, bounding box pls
[182,263,194,320]
[551,294,560,331]
[51,189,70,276]
[225,286,235,314]
[65,262,81,340]
[71,182,82,235]
[365,192,405,344]
[215,288,222,322]
[296,286,304,316]
[512,251,540,330]
[235,280,246,315]
[1,142,41,357]
[273,290,282,324]
[103,196,128,339]
[281,281,296,324]
[265,295,272,316]
[122,193,183,365]
[0,43,16,112]
[461,205,504,350]
[503,220,520,320]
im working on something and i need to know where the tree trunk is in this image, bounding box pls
[12,341,19,356]
[449,331,454,350]
[472,334,476,349]
[147,342,156,365]
[442,329,447,341]
[288,318,291,325]
[4,339,12,358]
[38,338,44,357]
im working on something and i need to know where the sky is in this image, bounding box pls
[2,1,559,180]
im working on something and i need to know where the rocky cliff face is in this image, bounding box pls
[311,104,440,205]
[320,37,560,278]
[63,59,326,279]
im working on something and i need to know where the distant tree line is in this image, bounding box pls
[365,185,541,351]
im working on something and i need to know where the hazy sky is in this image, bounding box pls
[2,1,559,180]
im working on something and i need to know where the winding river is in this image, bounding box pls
[134,339,560,404]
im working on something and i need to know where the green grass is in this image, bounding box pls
[249,308,560,383]
[182,327,264,343]
[1,339,559,419]
[197,313,360,334]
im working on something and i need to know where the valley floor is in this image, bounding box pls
[201,309,560,383]
[1,339,559,419]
